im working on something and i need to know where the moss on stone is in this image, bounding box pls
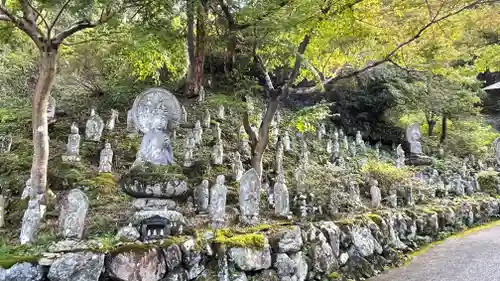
[214,231,265,249]
[103,236,189,255]
[477,169,499,196]
[366,213,383,227]
[0,255,40,269]
[79,173,117,194]
[328,271,342,280]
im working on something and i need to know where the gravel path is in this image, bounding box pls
[369,226,500,281]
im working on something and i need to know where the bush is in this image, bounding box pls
[361,160,413,189]
[477,169,499,196]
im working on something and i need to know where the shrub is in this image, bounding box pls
[477,169,499,196]
[361,160,413,189]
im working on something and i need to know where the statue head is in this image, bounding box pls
[104,142,111,149]
[90,108,96,116]
[70,123,79,134]
[277,173,286,184]
[216,175,225,185]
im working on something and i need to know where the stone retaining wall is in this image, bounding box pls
[2,196,499,281]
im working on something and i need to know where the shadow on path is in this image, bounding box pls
[369,226,500,281]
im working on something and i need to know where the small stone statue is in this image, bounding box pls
[126,110,138,136]
[396,144,405,168]
[343,136,349,152]
[387,189,397,208]
[203,109,211,128]
[332,139,340,164]
[283,131,291,151]
[274,173,290,218]
[355,131,364,147]
[239,169,261,226]
[98,142,113,173]
[212,140,224,165]
[195,180,210,214]
[85,108,104,141]
[348,180,361,205]
[326,139,333,154]
[270,120,279,145]
[406,124,423,154]
[217,105,225,120]
[62,123,81,162]
[370,179,381,209]
[350,141,357,156]
[232,152,244,181]
[213,122,221,141]
[183,131,196,167]
[0,134,13,153]
[106,109,119,131]
[209,175,227,228]
[300,140,309,165]
[317,123,326,140]
[181,105,188,123]
[193,120,203,145]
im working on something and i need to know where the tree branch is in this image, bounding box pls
[242,96,258,146]
[288,34,310,86]
[253,54,275,91]
[48,0,72,37]
[291,0,489,92]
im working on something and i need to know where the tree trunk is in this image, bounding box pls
[186,0,207,97]
[30,50,57,199]
[440,114,447,143]
[224,33,236,74]
[185,0,195,95]
[427,119,435,136]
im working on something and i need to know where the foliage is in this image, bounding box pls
[361,160,413,189]
[477,169,499,196]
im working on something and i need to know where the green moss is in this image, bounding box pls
[366,213,383,227]
[214,231,265,249]
[361,159,413,188]
[328,271,342,280]
[0,255,40,268]
[96,235,189,255]
[79,173,117,192]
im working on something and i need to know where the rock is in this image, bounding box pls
[344,247,375,279]
[181,238,205,280]
[339,253,349,265]
[229,238,272,271]
[164,244,183,271]
[107,249,167,281]
[0,262,42,281]
[273,253,296,277]
[164,269,188,281]
[351,226,383,257]
[48,252,104,281]
[319,221,341,257]
[276,226,303,253]
[229,270,248,281]
[122,180,189,199]
[58,189,89,240]
[310,237,338,275]
[48,240,93,252]
[115,224,140,242]
[289,252,308,281]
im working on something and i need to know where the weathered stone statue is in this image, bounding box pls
[348,180,361,205]
[194,120,203,145]
[98,142,113,173]
[326,139,333,154]
[239,169,261,226]
[58,189,89,240]
[20,195,44,244]
[343,136,349,152]
[62,123,81,162]
[350,141,357,156]
[0,134,12,153]
[209,175,227,228]
[0,195,4,228]
[213,122,221,141]
[274,173,290,218]
[126,109,138,136]
[106,109,119,131]
[387,189,397,208]
[136,127,175,166]
[85,109,104,141]
[300,140,309,165]
[203,109,211,128]
[194,180,210,214]
[183,131,196,167]
[217,105,225,120]
[406,123,431,165]
[232,152,244,181]
[317,123,326,140]
[396,144,405,168]
[494,137,500,166]
[332,138,340,164]
[355,131,363,146]
[209,138,222,165]
[370,180,381,209]
[283,131,291,151]
[270,119,279,145]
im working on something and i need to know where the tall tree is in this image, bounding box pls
[0,0,145,244]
